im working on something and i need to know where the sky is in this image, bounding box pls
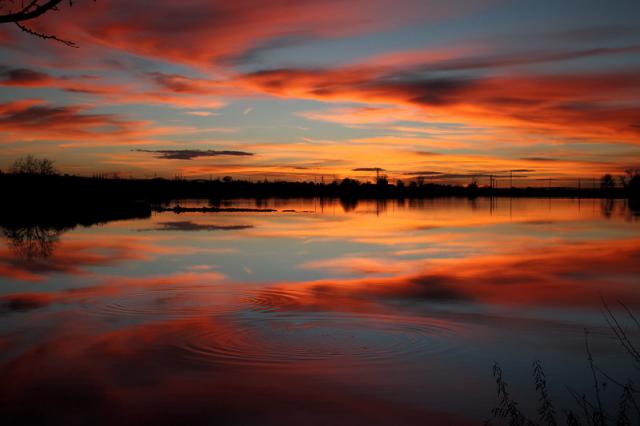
[0,0,639,185]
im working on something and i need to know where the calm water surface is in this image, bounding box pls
[1,198,639,425]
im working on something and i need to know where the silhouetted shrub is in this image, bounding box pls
[10,155,57,176]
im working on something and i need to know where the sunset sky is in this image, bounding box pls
[1,0,639,184]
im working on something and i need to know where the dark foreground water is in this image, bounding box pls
[1,198,639,425]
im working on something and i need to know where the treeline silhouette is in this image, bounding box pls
[2,172,638,210]
[1,173,152,230]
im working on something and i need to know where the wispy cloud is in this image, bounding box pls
[0,66,52,86]
[0,100,160,145]
[133,149,254,160]
[184,111,218,117]
[352,167,386,172]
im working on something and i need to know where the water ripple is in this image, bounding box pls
[176,311,465,368]
[79,284,468,368]
[83,286,242,320]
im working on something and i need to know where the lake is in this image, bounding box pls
[1,197,639,425]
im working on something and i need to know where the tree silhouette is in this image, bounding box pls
[376,174,389,186]
[10,155,57,175]
[620,169,640,198]
[600,174,615,191]
[0,0,91,47]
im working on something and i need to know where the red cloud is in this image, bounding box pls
[1,0,637,176]
[20,0,490,66]
[241,66,640,143]
[0,66,53,86]
[0,66,229,110]
[0,99,153,144]
[0,99,209,146]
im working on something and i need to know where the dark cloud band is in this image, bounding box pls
[134,149,254,160]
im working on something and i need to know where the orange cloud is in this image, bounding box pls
[2,1,638,179]
[242,67,640,143]
[0,99,233,147]
[0,66,228,110]
[0,99,153,145]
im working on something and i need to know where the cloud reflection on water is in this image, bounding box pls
[0,198,638,424]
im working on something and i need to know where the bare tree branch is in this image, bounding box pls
[0,0,65,24]
[14,20,76,47]
[0,1,94,46]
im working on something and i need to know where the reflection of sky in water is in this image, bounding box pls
[0,198,639,424]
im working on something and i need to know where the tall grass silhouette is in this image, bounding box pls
[486,300,639,426]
